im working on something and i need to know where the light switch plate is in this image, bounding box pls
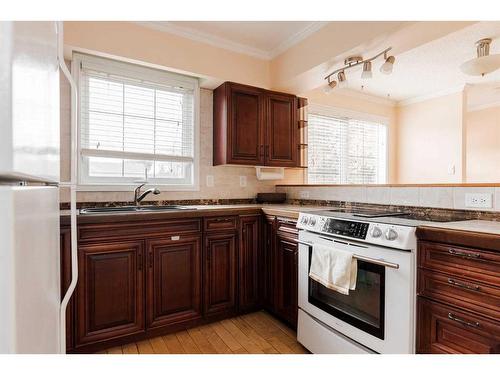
[206,175,214,187]
[465,193,492,208]
[299,190,310,199]
[239,176,247,187]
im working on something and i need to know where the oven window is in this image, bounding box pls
[308,248,385,339]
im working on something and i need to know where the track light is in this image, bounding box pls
[337,71,347,88]
[460,38,500,76]
[361,61,372,79]
[380,55,395,74]
[324,46,393,87]
[323,79,337,94]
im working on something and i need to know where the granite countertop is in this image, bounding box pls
[60,203,327,224]
[420,220,500,236]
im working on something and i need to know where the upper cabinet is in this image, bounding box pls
[213,82,298,167]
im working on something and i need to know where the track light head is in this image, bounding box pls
[361,61,372,79]
[337,71,347,88]
[323,79,337,94]
[380,56,395,74]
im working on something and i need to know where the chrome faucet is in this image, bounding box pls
[134,183,160,206]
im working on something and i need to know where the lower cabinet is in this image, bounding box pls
[274,233,298,328]
[76,240,145,347]
[60,225,74,352]
[146,235,202,329]
[203,231,238,317]
[417,298,500,354]
[239,215,260,312]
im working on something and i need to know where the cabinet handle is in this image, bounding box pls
[447,278,480,291]
[448,248,481,260]
[265,145,269,158]
[259,145,265,158]
[448,313,480,328]
[214,218,232,222]
[149,252,153,268]
[138,253,143,270]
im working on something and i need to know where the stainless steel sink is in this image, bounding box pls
[79,205,196,214]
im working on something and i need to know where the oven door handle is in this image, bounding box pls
[298,240,400,270]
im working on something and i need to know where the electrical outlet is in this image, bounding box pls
[465,193,492,208]
[239,176,247,187]
[206,175,214,187]
[299,190,310,199]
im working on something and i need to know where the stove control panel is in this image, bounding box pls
[323,218,369,239]
[296,212,416,250]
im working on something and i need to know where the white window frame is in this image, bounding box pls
[306,103,389,185]
[72,53,200,192]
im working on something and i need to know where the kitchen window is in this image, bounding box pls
[307,108,387,184]
[74,53,199,190]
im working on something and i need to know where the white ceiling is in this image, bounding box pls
[327,21,500,104]
[138,21,328,60]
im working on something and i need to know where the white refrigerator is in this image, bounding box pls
[0,21,76,354]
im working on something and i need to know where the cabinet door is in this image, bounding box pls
[204,232,237,316]
[146,235,202,329]
[261,215,276,312]
[417,297,500,354]
[274,234,298,327]
[76,241,145,347]
[239,215,260,312]
[265,93,297,167]
[60,225,74,352]
[228,83,265,165]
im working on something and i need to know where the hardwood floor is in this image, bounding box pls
[101,311,309,354]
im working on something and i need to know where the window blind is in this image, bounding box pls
[308,113,387,184]
[76,54,198,185]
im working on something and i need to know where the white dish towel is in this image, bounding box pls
[309,243,358,295]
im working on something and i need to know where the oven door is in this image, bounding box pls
[298,231,415,354]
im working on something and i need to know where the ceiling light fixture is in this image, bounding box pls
[361,61,372,79]
[460,38,500,77]
[380,55,395,74]
[323,79,337,94]
[324,47,393,89]
[337,71,347,87]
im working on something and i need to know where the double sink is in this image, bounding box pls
[79,205,196,214]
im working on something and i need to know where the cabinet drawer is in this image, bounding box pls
[417,298,500,354]
[79,219,201,243]
[418,269,500,321]
[276,217,298,238]
[418,241,500,286]
[204,216,238,232]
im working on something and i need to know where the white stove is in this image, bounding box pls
[296,209,421,354]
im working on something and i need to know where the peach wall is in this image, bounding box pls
[465,105,500,182]
[396,92,465,184]
[303,88,398,184]
[63,21,270,89]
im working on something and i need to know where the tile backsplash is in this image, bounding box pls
[276,185,500,212]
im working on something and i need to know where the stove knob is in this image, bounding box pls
[309,217,316,226]
[385,228,398,241]
[370,226,383,238]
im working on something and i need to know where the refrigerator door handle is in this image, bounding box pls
[57,21,79,354]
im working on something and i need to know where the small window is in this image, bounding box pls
[308,112,387,184]
[74,53,199,189]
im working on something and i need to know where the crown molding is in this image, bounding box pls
[333,88,397,107]
[468,99,500,112]
[134,21,327,61]
[397,84,466,107]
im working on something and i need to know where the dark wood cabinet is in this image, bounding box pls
[261,215,276,312]
[417,298,500,354]
[60,225,74,352]
[76,240,145,347]
[238,215,260,312]
[203,232,238,317]
[416,227,500,354]
[213,81,298,167]
[274,234,298,328]
[265,93,297,167]
[146,235,202,330]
